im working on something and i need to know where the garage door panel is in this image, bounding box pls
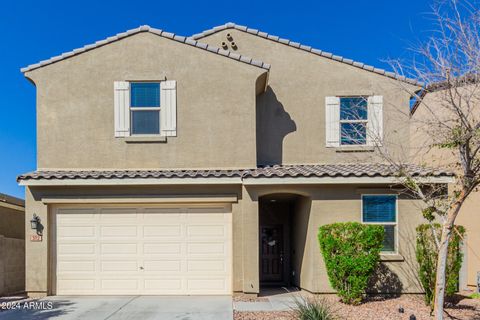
[58,226,96,238]
[100,243,137,255]
[143,242,182,254]
[144,260,182,271]
[58,279,96,291]
[100,225,137,237]
[58,243,96,255]
[101,260,139,272]
[101,279,138,290]
[187,260,226,272]
[58,260,96,272]
[143,225,182,237]
[187,278,227,291]
[187,242,226,255]
[187,224,226,237]
[56,204,231,295]
[57,208,97,222]
[143,278,183,292]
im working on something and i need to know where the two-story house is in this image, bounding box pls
[18,23,452,297]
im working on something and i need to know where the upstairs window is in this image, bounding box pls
[362,195,397,253]
[325,95,383,148]
[340,97,368,145]
[130,82,161,135]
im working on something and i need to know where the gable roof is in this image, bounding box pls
[190,22,421,86]
[21,25,271,73]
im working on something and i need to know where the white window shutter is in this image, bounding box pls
[367,95,383,146]
[325,96,340,147]
[160,80,177,137]
[114,81,130,137]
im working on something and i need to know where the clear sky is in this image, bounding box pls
[0,0,435,199]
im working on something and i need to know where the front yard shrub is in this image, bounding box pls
[318,222,384,305]
[291,296,338,320]
[416,223,465,309]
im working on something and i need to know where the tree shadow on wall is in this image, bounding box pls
[256,87,296,166]
[367,262,403,299]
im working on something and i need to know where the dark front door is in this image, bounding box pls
[260,225,284,283]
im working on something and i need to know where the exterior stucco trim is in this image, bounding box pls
[21,25,271,73]
[190,22,421,86]
[19,177,243,186]
[41,194,238,204]
[242,176,454,184]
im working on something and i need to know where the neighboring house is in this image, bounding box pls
[0,193,25,295]
[411,85,480,291]
[18,23,452,298]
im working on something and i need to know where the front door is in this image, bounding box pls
[260,225,284,283]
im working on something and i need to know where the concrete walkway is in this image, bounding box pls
[0,296,233,320]
[234,290,306,312]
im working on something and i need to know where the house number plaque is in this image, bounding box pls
[30,234,42,242]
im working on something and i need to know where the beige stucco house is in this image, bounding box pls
[18,23,452,298]
[411,85,480,290]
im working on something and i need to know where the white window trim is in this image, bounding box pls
[129,81,162,136]
[339,96,369,146]
[361,194,399,254]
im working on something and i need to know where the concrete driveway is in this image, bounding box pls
[0,296,233,320]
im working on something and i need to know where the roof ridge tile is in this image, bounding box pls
[189,22,422,86]
[21,25,271,73]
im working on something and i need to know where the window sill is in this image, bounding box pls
[124,136,167,143]
[380,253,404,262]
[335,146,375,153]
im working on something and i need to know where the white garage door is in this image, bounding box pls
[55,205,232,295]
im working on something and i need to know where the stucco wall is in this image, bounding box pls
[0,206,25,239]
[25,183,424,297]
[0,236,25,295]
[244,184,424,294]
[25,32,265,170]
[411,88,480,288]
[200,30,417,166]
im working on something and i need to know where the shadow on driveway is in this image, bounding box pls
[0,296,233,320]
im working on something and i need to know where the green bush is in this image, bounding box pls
[291,296,338,320]
[416,223,465,309]
[318,222,384,305]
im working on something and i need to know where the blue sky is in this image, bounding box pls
[0,0,435,198]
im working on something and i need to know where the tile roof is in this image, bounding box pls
[0,193,25,207]
[21,25,271,73]
[17,164,452,181]
[190,22,422,86]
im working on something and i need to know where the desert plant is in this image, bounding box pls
[291,296,338,320]
[318,222,384,305]
[416,224,465,309]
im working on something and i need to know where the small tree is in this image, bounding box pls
[318,222,384,305]
[365,1,480,318]
[416,224,466,309]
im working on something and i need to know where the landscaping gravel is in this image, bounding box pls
[234,294,480,320]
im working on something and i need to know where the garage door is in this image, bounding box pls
[55,205,232,295]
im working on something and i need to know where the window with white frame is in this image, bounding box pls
[325,95,383,147]
[130,82,161,135]
[362,195,397,252]
[340,97,368,145]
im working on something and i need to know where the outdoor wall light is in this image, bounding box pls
[30,214,41,232]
